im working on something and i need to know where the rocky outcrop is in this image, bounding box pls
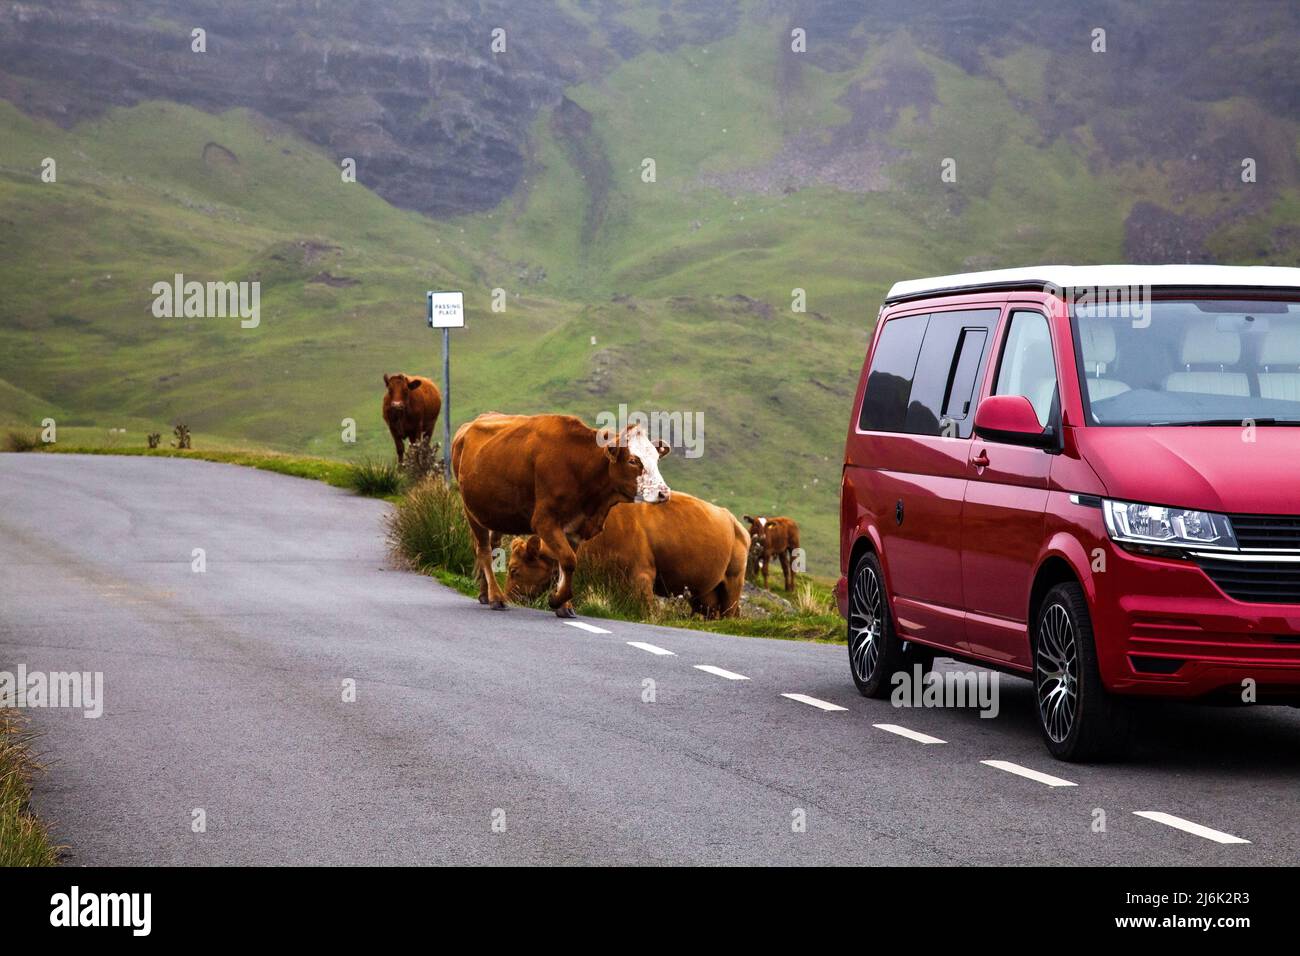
[0,0,604,217]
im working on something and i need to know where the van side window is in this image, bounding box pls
[994,310,1058,426]
[859,313,928,432]
[860,309,999,436]
[942,327,988,429]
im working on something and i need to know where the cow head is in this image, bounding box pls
[599,425,671,503]
[382,373,421,413]
[742,514,769,546]
[506,535,557,601]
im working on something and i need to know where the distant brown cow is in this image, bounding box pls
[382,373,442,463]
[507,493,750,618]
[452,412,671,617]
[742,514,801,591]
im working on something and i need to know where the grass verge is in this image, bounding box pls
[27,443,404,499]
[0,709,61,866]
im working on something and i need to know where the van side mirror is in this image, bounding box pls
[973,395,1056,449]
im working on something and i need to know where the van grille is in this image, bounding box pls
[1196,555,1300,604]
[1230,514,1300,550]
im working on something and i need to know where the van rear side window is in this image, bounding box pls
[859,309,998,436]
[859,313,928,432]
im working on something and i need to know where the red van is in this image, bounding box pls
[838,265,1300,760]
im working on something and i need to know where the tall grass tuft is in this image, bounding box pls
[386,476,477,577]
[793,578,829,615]
[573,555,651,620]
[3,430,40,452]
[348,458,403,497]
[0,710,60,866]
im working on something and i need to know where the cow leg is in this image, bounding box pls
[720,551,747,618]
[392,431,405,464]
[632,570,656,613]
[779,550,794,591]
[466,515,506,609]
[485,531,501,603]
[759,554,770,589]
[534,519,579,617]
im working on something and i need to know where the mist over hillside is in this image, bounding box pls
[1,0,1298,570]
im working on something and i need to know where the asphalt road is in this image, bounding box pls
[2,453,1297,865]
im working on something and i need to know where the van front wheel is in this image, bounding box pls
[848,553,932,698]
[1034,582,1130,762]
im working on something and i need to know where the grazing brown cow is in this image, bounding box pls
[506,493,750,618]
[382,373,442,463]
[742,514,801,591]
[452,412,671,617]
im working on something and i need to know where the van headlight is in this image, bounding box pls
[1102,500,1237,550]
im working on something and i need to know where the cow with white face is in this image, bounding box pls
[615,426,672,504]
[452,413,672,617]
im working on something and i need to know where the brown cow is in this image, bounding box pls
[452,412,671,617]
[506,493,750,618]
[382,373,442,463]
[742,514,801,591]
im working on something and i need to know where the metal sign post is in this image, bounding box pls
[426,291,465,482]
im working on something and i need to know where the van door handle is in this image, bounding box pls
[972,449,990,469]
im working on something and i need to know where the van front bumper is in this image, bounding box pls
[1093,543,1300,701]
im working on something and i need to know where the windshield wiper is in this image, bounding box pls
[1153,418,1300,426]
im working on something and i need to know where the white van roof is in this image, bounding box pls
[884,264,1300,304]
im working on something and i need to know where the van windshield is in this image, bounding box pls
[1071,296,1300,426]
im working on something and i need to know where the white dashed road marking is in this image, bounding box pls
[626,641,675,656]
[981,759,1076,788]
[1133,811,1250,845]
[564,620,611,634]
[873,723,946,744]
[781,693,847,712]
[693,665,749,681]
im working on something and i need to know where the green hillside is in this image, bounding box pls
[2,3,1299,573]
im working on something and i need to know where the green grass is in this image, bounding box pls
[385,476,478,577]
[0,710,61,866]
[31,441,403,497]
[346,458,404,497]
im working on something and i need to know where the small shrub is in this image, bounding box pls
[385,475,476,576]
[793,579,831,615]
[400,436,442,484]
[348,458,403,497]
[3,431,39,453]
[171,423,192,449]
[146,432,162,449]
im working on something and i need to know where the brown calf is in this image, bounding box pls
[742,514,801,591]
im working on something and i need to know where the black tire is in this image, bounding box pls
[848,553,933,698]
[1034,582,1131,762]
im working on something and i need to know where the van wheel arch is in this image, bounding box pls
[849,535,877,577]
[1028,556,1084,651]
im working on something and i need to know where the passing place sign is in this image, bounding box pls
[427,291,465,328]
